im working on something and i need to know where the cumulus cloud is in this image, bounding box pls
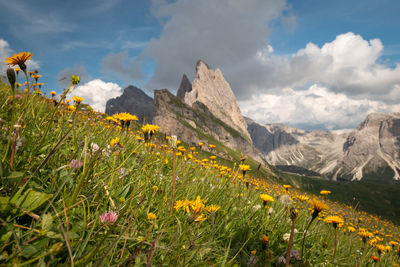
[239,84,400,130]
[57,65,92,88]
[134,0,290,91]
[70,79,122,112]
[0,38,40,75]
[102,51,144,81]
[255,32,400,99]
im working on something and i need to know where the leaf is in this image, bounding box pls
[4,171,24,180]
[42,213,53,231]
[2,189,52,217]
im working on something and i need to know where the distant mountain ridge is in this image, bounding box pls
[247,113,400,182]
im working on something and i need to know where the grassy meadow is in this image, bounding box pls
[1,53,400,266]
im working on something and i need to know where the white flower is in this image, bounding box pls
[253,204,261,211]
[283,233,291,242]
[268,207,274,215]
[90,142,99,153]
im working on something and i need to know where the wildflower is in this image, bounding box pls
[90,143,100,153]
[177,146,186,153]
[297,195,309,202]
[208,144,216,149]
[67,105,76,112]
[324,216,344,228]
[110,137,120,148]
[147,213,157,221]
[71,75,80,85]
[347,226,356,232]
[309,199,328,219]
[142,124,160,141]
[194,214,207,222]
[205,204,220,213]
[198,142,203,147]
[72,96,84,104]
[283,184,292,190]
[69,159,83,169]
[320,190,331,196]
[261,234,269,250]
[389,241,399,247]
[50,91,57,96]
[152,185,159,191]
[4,51,33,71]
[100,211,118,225]
[112,112,138,128]
[239,164,251,174]
[251,250,257,255]
[260,193,274,206]
[283,233,291,242]
[370,256,380,262]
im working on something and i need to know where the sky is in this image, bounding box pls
[1,0,400,130]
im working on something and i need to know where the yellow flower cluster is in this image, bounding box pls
[320,190,331,196]
[72,96,84,104]
[142,124,160,135]
[147,212,157,221]
[239,164,251,172]
[260,194,274,205]
[324,215,344,227]
[175,196,220,222]
[110,137,120,148]
[112,112,138,123]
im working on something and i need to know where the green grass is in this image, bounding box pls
[1,75,400,266]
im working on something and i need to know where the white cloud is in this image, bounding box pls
[256,32,400,98]
[0,38,40,75]
[239,84,400,130]
[70,79,122,112]
[137,0,290,91]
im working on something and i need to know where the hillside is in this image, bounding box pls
[1,68,400,266]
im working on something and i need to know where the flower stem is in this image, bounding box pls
[301,216,316,259]
[170,148,176,214]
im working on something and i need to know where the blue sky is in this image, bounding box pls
[1,0,400,130]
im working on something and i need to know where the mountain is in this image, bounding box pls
[247,113,400,182]
[105,85,154,123]
[182,60,251,140]
[176,74,192,101]
[153,89,264,162]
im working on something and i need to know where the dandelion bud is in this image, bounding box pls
[7,68,16,90]
[71,75,80,85]
[290,207,297,221]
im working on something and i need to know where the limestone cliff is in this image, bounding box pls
[153,89,264,162]
[183,60,251,140]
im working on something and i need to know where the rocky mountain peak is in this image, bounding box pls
[105,85,154,123]
[183,60,251,140]
[176,74,192,100]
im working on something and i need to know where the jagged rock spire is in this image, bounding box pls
[176,74,192,100]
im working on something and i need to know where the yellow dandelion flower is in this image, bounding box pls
[205,204,220,213]
[110,137,120,147]
[4,51,33,70]
[320,190,331,196]
[147,213,157,220]
[72,96,84,104]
